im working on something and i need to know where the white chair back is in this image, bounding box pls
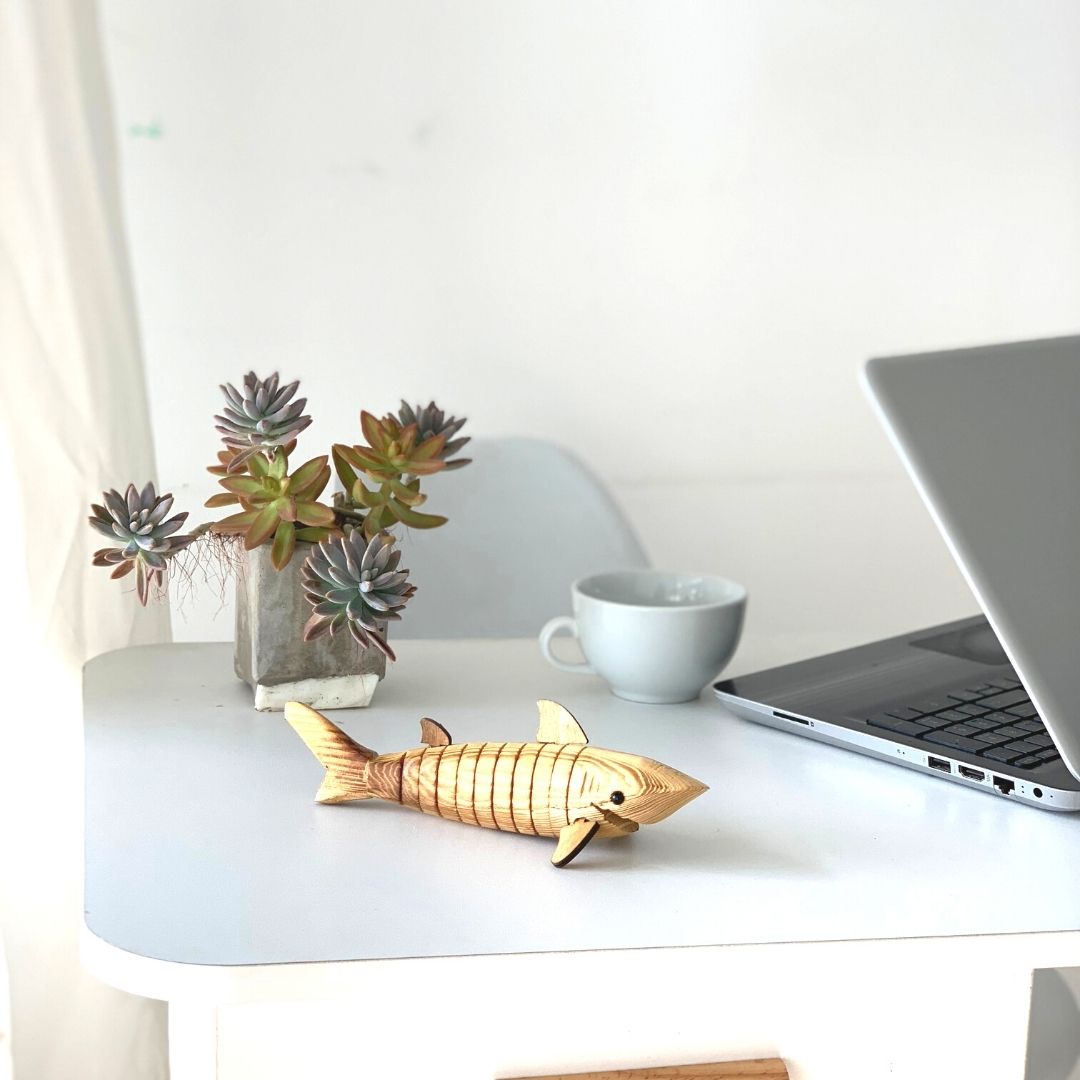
[395,437,648,638]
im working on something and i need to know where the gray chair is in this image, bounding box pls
[393,437,649,638]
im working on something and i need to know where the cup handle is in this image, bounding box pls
[539,616,594,675]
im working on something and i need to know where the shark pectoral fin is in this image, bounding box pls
[552,819,601,868]
[536,699,588,744]
[419,717,451,747]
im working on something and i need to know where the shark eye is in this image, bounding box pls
[610,790,625,805]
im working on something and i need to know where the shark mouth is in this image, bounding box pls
[590,803,639,833]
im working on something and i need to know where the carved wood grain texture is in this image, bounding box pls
[335,736,684,840]
[399,741,594,838]
[509,1059,789,1080]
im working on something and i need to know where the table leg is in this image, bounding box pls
[168,1002,218,1080]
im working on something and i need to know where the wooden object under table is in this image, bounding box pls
[511,1060,788,1079]
[82,640,1080,1080]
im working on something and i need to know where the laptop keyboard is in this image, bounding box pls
[864,675,1060,771]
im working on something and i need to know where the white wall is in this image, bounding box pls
[100,0,1080,652]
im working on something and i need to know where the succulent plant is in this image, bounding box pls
[398,400,471,470]
[338,411,447,480]
[301,530,415,660]
[331,412,450,538]
[207,447,336,569]
[215,372,312,471]
[89,482,194,604]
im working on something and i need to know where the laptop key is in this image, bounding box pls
[1012,755,1041,770]
[964,717,999,731]
[982,711,1016,725]
[885,706,927,722]
[936,709,971,723]
[943,724,977,737]
[1037,748,1061,762]
[994,726,1028,740]
[956,703,989,717]
[982,746,1023,764]
[1006,703,1039,720]
[979,689,1029,711]
[1016,720,1045,734]
[1029,734,1055,749]
[1005,739,1043,755]
[924,730,985,754]
[867,715,930,738]
[974,732,1011,746]
[909,699,953,716]
[918,714,955,730]
[947,690,981,703]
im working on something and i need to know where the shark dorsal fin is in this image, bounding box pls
[552,819,600,867]
[419,717,452,747]
[536,699,588,744]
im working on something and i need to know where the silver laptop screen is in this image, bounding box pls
[865,335,1080,779]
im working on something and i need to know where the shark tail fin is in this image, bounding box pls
[285,701,378,803]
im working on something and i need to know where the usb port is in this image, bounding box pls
[927,756,951,773]
[959,766,985,782]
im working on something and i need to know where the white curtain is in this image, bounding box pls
[0,932,9,1080]
[0,0,171,1077]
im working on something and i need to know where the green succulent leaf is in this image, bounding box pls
[409,433,446,462]
[387,477,425,506]
[290,456,329,496]
[350,479,378,507]
[362,506,385,538]
[268,449,288,480]
[295,501,336,527]
[205,492,240,508]
[245,505,280,549]
[345,446,383,473]
[391,503,448,529]
[247,453,270,479]
[360,410,383,448]
[271,520,296,569]
[399,457,444,477]
[213,509,260,531]
[332,444,358,491]
[219,475,267,496]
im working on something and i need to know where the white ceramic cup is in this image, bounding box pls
[539,569,747,704]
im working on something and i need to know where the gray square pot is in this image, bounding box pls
[234,542,386,711]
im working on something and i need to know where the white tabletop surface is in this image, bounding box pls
[84,638,1080,967]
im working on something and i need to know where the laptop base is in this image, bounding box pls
[714,616,1080,812]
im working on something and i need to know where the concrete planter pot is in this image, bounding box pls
[234,542,386,711]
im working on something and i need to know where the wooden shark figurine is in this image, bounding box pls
[285,698,708,867]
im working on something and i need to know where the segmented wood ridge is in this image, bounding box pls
[388,741,587,837]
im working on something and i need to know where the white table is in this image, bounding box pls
[82,640,1080,1079]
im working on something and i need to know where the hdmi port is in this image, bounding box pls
[959,766,985,782]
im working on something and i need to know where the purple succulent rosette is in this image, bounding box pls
[215,371,313,471]
[301,530,415,660]
[398,400,471,470]
[89,482,194,603]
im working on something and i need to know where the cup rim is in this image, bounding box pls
[572,568,748,612]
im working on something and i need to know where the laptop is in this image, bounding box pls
[713,335,1080,811]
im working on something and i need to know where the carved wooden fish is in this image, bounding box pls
[286,699,707,867]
